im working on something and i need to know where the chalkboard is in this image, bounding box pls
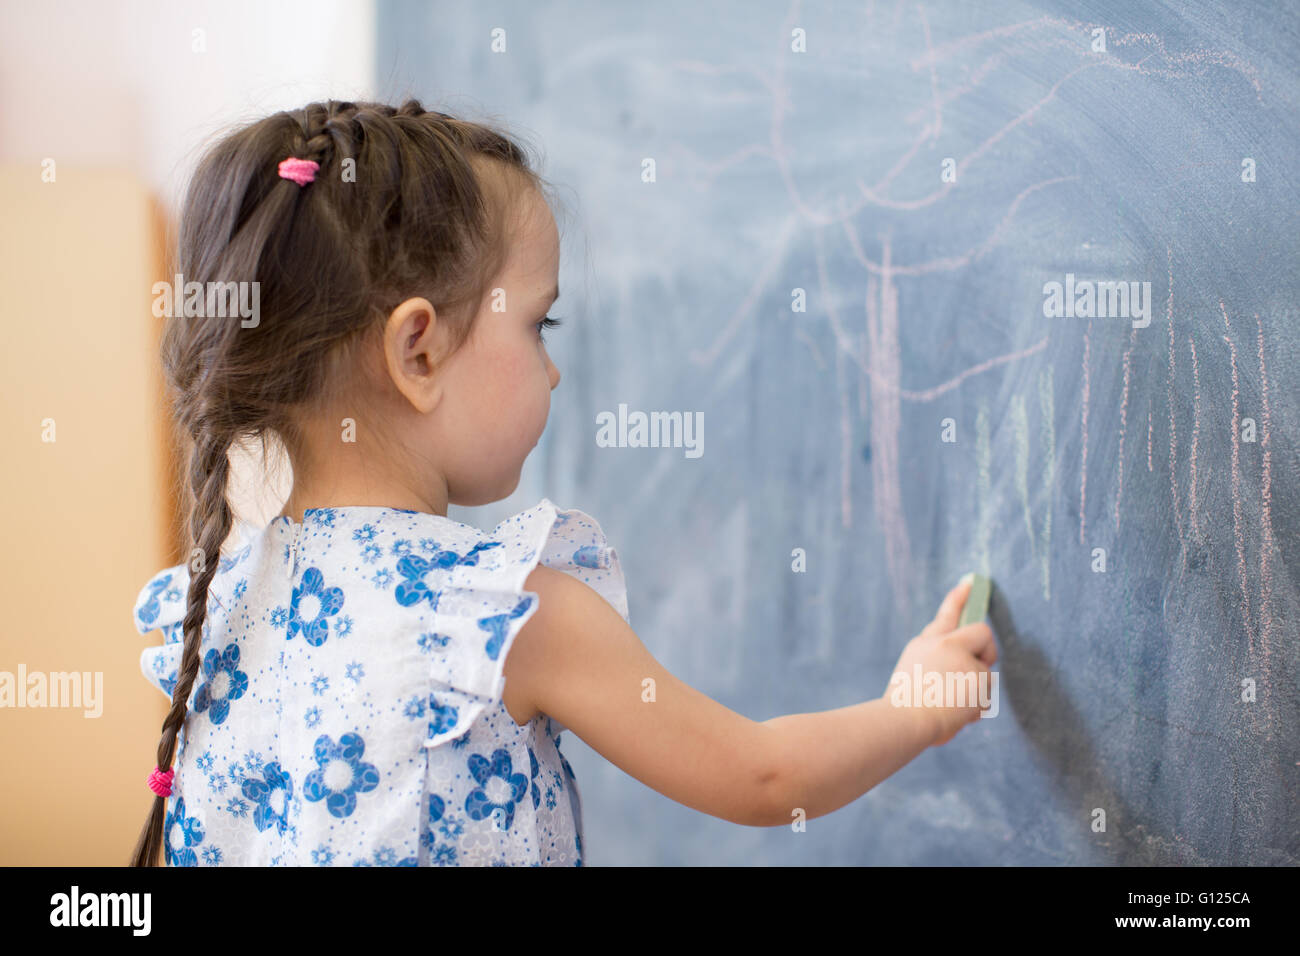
[379,0,1299,864]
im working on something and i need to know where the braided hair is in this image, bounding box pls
[130,99,553,866]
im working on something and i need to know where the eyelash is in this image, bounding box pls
[536,315,562,343]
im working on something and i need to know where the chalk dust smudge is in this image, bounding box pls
[976,401,991,575]
[1012,395,1035,560]
[1038,367,1054,601]
[1079,318,1091,545]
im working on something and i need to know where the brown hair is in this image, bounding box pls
[130,99,555,866]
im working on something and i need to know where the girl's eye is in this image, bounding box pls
[536,315,562,343]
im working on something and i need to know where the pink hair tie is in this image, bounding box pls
[278,156,319,186]
[148,766,175,798]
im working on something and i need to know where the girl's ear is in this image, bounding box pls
[383,297,449,413]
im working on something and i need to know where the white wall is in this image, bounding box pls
[0,0,378,526]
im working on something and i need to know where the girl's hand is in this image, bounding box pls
[886,577,998,747]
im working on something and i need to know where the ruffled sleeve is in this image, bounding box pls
[129,526,255,700]
[413,497,629,748]
[131,563,192,699]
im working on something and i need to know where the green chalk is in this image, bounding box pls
[959,573,992,627]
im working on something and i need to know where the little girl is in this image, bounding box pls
[130,99,996,867]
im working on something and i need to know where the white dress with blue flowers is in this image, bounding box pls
[132,498,628,867]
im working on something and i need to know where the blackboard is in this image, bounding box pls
[380,0,1299,864]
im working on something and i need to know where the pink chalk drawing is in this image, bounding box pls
[1256,313,1275,668]
[1221,301,1251,651]
[671,2,1266,620]
[1079,319,1091,546]
[1188,333,1202,541]
[1115,327,1137,534]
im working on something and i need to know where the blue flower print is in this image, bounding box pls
[393,541,502,607]
[226,797,249,818]
[464,748,528,831]
[196,752,215,773]
[458,541,503,566]
[201,845,223,865]
[476,597,534,661]
[164,797,204,867]
[404,696,425,719]
[432,844,457,865]
[312,843,335,866]
[360,544,382,565]
[233,578,248,600]
[308,508,338,528]
[352,523,378,544]
[391,539,413,557]
[242,762,293,835]
[370,568,393,589]
[304,706,321,728]
[219,542,252,573]
[428,695,458,737]
[417,632,451,653]
[529,746,541,810]
[193,643,248,725]
[310,674,329,696]
[392,555,445,608]
[303,733,380,818]
[335,616,354,638]
[270,607,289,628]
[573,545,606,569]
[345,661,364,683]
[351,847,418,867]
[428,793,445,824]
[287,567,345,646]
[136,573,171,627]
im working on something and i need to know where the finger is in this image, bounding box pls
[926,577,973,635]
[948,621,996,662]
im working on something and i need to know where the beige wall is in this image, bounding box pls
[0,165,176,864]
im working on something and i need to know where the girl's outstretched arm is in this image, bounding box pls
[503,564,780,826]
[504,568,994,828]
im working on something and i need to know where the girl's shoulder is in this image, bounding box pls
[130,498,629,734]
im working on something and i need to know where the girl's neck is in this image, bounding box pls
[277,482,447,523]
